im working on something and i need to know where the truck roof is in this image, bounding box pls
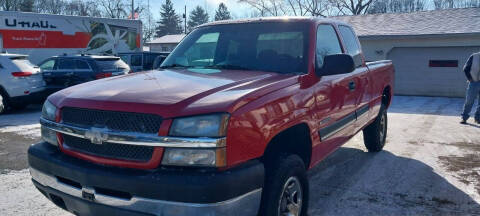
[198,16,348,28]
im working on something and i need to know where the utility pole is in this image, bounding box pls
[184,5,187,34]
[131,0,135,19]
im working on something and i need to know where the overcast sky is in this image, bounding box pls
[148,0,253,20]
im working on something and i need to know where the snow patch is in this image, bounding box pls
[0,169,70,216]
[0,124,41,138]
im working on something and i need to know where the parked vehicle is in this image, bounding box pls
[29,17,394,216]
[152,53,170,69]
[118,51,170,72]
[40,55,130,95]
[0,11,142,64]
[0,54,45,114]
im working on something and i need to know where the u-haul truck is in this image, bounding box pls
[0,11,142,64]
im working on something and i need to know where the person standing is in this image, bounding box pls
[461,52,480,124]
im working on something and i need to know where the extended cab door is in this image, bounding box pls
[337,25,371,129]
[315,24,358,143]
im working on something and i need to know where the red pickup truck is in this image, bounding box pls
[29,17,394,216]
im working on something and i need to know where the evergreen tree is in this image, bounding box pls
[19,0,34,12]
[215,3,231,21]
[155,0,183,37]
[187,6,209,32]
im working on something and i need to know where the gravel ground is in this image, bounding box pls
[0,96,479,216]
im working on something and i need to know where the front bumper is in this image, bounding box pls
[28,142,264,216]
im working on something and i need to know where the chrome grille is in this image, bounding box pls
[61,107,162,134]
[63,135,154,162]
[60,107,162,162]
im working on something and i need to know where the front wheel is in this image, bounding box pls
[363,105,388,152]
[260,154,309,216]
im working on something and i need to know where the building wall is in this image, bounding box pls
[148,43,179,52]
[359,34,480,61]
[358,34,480,97]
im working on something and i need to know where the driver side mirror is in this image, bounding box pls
[315,54,355,77]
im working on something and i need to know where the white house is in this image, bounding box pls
[336,8,480,97]
[146,34,186,52]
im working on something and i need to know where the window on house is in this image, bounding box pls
[429,60,458,67]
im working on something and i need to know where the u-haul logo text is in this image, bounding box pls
[5,18,57,29]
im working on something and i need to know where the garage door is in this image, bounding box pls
[387,47,479,97]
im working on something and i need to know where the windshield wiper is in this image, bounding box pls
[205,64,252,70]
[160,64,192,69]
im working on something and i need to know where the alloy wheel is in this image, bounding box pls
[278,176,303,216]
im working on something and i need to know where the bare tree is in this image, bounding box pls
[238,0,332,16]
[0,0,24,11]
[368,0,427,14]
[64,0,101,16]
[434,0,479,9]
[328,0,375,15]
[98,0,128,18]
[34,0,65,14]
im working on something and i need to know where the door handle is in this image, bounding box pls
[349,81,356,91]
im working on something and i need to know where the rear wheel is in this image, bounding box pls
[0,92,8,114]
[260,154,309,216]
[11,102,28,110]
[363,105,387,152]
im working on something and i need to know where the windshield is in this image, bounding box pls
[161,22,310,74]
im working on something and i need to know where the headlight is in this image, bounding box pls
[169,114,229,137]
[41,100,57,121]
[162,148,226,167]
[41,126,58,146]
[41,100,58,146]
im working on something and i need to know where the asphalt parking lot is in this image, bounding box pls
[0,96,479,215]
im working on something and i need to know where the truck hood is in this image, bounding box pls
[51,69,298,118]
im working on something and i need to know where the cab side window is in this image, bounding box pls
[338,26,362,67]
[75,60,91,70]
[316,25,342,68]
[57,59,75,70]
[40,59,55,70]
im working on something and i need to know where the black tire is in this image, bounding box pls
[363,105,388,152]
[260,154,309,216]
[0,92,8,114]
[11,103,28,110]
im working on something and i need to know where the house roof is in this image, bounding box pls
[146,34,186,44]
[334,8,480,38]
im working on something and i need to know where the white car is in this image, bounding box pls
[0,54,46,114]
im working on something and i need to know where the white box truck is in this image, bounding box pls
[0,11,142,64]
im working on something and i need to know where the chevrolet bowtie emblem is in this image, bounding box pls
[84,128,109,145]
